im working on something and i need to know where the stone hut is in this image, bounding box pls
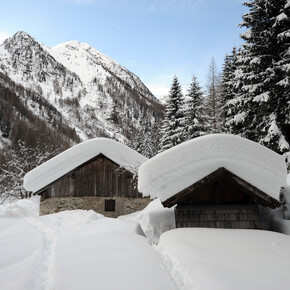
[138,134,286,229]
[24,138,150,217]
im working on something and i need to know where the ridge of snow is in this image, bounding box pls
[24,138,148,193]
[138,134,287,202]
[48,39,152,97]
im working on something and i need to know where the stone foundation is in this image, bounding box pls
[40,196,151,218]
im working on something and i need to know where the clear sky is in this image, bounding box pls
[0,0,247,98]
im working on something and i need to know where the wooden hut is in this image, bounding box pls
[138,134,286,229]
[24,138,150,217]
[163,167,280,229]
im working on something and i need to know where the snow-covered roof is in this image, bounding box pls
[24,138,148,193]
[138,134,287,202]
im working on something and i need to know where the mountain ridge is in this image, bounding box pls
[0,31,163,147]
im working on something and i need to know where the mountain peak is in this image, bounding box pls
[52,40,95,56]
[3,31,39,50]
[54,40,91,50]
[10,31,35,42]
[0,31,161,146]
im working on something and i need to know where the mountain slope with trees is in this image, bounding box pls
[0,31,163,202]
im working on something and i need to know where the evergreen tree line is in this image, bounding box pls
[129,73,208,156]
[131,0,290,156]
[223,0,290,154]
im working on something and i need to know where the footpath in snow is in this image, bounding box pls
[1,197,290,290]
[0,208,174,290]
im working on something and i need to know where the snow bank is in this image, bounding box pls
[258,182,290,235]
[0,210,174,290]
[0,195,40,218]
[159,228,290,290]
[55,217,174,290]
[0,218,43,289]
[139,134,286,203]
[39,209,105,234]
[281,182,290,233]
[137,199,175,244]
[24,138,147,193]
[120,199,176,244]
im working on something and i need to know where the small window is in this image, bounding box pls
[105,199,115,212]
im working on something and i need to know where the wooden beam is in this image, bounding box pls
[229,174,281,209]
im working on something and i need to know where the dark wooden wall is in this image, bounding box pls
[176,178,262,229]
[40,154,142,199]
[179,179,254,206]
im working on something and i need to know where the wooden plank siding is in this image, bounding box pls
[175,204,262,229]
[40,154,142,200]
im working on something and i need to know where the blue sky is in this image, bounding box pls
[0,0,247,98]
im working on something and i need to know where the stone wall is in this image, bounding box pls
[39,196,152,218]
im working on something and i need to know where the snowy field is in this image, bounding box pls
[0,206,174,290]
[1,197,290,290]
[159,229,290,290]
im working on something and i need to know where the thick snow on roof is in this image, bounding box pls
[24,138,147,193]
[138,134,286,202]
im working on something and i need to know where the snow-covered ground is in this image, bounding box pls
[1,196,290,290]
[159,228,290,290]
[0,207,174,290]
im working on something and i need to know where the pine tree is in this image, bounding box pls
[129,120,161,158]
[228,0,290,153]
[159,76,185,152]
[205,58,222,133]
[183,76,207,139]
[275,0,290,148]
[220,47,239,132]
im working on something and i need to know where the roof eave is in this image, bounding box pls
[162,167,281,209]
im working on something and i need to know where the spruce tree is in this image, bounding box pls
[159,76,185,152]
[228,0,290,153]
[220,47,239,132]
[205,58,222,133]
[183,76,207,139]
[275,0,290,148]
[129,120,161,158]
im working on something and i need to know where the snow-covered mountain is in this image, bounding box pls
[48,40,153,99]
[0,31,163,147]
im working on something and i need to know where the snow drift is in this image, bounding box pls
[138,134,287,202]
[0,196,40,218]
[0,210,174,290]
[119,199,176,244]
[24,138,147,193]
[159,228,290,290]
